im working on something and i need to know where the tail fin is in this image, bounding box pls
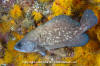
[80,9,97,31]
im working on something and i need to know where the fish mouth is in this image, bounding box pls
[14,43,37,53]
[14,45,26,52]
[14,42,28,52]
[14,46,34,53]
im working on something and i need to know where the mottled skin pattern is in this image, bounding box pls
[34,15,86,49]
[14,10,97,56]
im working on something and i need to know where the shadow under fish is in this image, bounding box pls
[14,9,97,56]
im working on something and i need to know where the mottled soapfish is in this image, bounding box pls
[14,10,97,56]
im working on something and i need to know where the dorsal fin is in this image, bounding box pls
[46,15,80,27]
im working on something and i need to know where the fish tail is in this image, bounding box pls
[80,9,97,31]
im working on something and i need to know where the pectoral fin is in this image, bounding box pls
[44,33,89,50]
[68,33,89,47]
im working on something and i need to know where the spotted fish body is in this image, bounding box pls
[14,10,97,56]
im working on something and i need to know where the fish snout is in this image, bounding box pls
[14,42,23,51]
[14,40,39,52]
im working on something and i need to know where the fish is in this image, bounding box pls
[14,9,97,56]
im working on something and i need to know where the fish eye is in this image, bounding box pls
[17,42,22,47]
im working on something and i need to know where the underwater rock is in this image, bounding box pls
[50,47,74,57]
[21,18,34,28]
[0,43,4,58]
[0,33,8,44]
[18,0,34,7]
[32,1,52,16]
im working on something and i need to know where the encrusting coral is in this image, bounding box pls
[10,4,23,19]
[32,11,43,22]
[51,0,73,16]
